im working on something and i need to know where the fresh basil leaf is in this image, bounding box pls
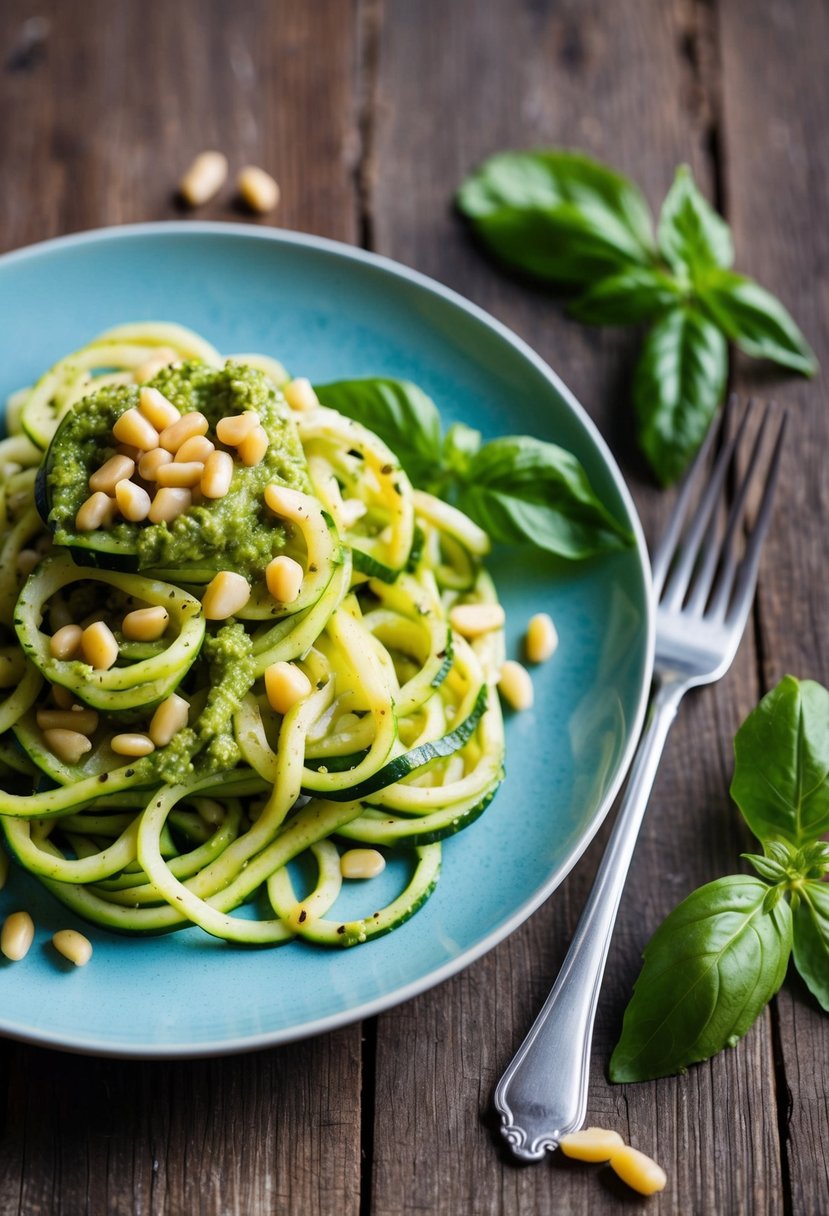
[314,379,443,486]
[456,150,655,285]
[696,269,818,376]
[742,852,789,883]
[731,676,829,847]
[456,435,633,559]
[658,165,734,275]
[443,422,481,478]
[633,307,727,484]
[792,881,829,1012]
[568,267,683,325]
[610,876,793,1082]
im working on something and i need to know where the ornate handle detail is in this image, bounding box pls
[494,681,683,1160]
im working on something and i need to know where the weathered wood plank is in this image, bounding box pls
[367,1,781,1212]
[0,0,360,253]
[0,3,363,1215]
[717,2,829,1213]
[0,1031,361,1216]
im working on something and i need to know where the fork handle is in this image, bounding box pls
[494,679,684,1161]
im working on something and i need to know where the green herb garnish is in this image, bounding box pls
[610,676,829,1083]
[457,152,817,484]
[314,378,632,559]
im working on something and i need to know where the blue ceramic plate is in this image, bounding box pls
[0,224,653,1057]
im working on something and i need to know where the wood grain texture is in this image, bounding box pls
[717,1,829,1212]
[0,4,363,1215]
[0,0,361,251]
[0,1031,361,1216]
[367,1,783,1213]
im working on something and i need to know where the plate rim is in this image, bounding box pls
[0,221,655,1057]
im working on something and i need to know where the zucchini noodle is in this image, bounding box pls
[0,322,507,948]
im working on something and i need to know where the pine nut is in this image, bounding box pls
[159,411,209,453]
[43,728,93,764]
[215,411,260,446]
[138,386,180,430]
[264,661,312,715]
[498,660,534,711]
[122,605,169,641]
[179,150,228,206]
[110,732,155,757]
[559,1127,626,1163]
[266,555,303,603]
[37,708,98,734]
[50,623,83,660]
[116,443,145,463]
[449,602,506,638]
[81,621,119,670]
[75,491,117,532]
[263,483,307,517]
[283,378,319,412]
[237,164,280,213]
[609,1146,667,1196]
[202,571,251,620]
[112,407,160,451]
[0,849,8,891]
[525,612,558,664]
[52,928,93,966]
[114,478,152,522]
[201,449,234,498]
[339,498,367,528]
[52,684,76,709]
[237,425,269,466]
[156,461,205,488]
[148,486,192,523]
[133,347,178,384]
[1,911,34,961]
[340,848,386,880]
[89,454,135,494]
[148,693,189,747]
[138,447,174,480]
[16,548,40,577]
[175,435,215,463]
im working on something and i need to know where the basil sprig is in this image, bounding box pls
[610,675,829,1083]
[314,378,632,559]
[457,154,817,485]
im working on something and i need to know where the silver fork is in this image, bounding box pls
[494,397,788,1162]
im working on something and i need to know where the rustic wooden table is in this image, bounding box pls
[0,2,826,1213]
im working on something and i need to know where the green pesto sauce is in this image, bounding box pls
[48,362,310,578]
[155,622,256,784]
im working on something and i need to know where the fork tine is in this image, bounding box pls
[686,402,775,615]
[659,397,752,610]
[650,396,732,599]
[714,409,787,625]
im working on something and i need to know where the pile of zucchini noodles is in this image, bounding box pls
[0,323,505,948]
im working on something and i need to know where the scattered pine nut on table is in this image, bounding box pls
[237,165,280,213]
[178,150,228,206]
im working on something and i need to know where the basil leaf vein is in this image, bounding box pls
[696,269,818,377]
[633,306,727,485]
[658,165,734,275]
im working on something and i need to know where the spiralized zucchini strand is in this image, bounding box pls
[0,322,507,948]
